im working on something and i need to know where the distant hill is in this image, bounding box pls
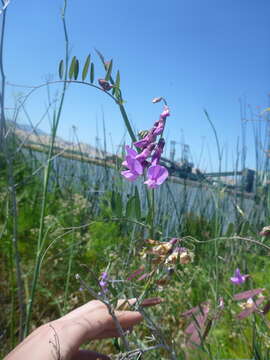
[8,120,109,159]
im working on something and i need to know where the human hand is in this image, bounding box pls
[5,297,162,360]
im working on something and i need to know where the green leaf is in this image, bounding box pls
[95,49,115,84]
[95,48,105,65]
[74,59,79,80]
[82,54,90,81]
[69,56,77,80]
[112,70,120,96]
[90,63,95,83]
[111,191,122,217]
[134,187,141,219]
[105,59,113,81]
[58,59,64,80]
[115,192,122,218]
[126,196,136,219]
[111,190,116,211]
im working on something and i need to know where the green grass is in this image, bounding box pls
[1,144,270,359]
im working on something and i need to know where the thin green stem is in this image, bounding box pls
[151,188,155,238]
[204,109,222,173]
[63,230,75,313]
[118,103,136,143]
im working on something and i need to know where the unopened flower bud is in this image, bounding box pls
[152,97,163,104]
[98,79,113,91]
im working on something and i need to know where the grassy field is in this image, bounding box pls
[1,137,270,359]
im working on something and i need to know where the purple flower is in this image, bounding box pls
[99,272,109,293]
[151,138,165,166]
[144,165,169,189]
[121,161,143,181]
[121,146,143,181]
[230,268,249,285]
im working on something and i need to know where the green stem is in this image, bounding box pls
[63,230,75,313]
[118,104,136,143]
[151,188,155,238]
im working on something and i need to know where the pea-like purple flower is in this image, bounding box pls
[121,146,143,182]
[144,165,169,189]
[230,268,249,285]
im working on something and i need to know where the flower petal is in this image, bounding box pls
[121,170,139,181]
[125,145,137,158]
[144,178,158,189]
[126,156,143,175]
[155,166,169,185]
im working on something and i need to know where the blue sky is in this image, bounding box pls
[3,0,270,171]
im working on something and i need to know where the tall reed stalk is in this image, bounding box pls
[23,0,70,336]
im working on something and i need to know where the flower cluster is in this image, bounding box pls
[141,238,194,267]
[121,102,170,189]
[126,238,194,289]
